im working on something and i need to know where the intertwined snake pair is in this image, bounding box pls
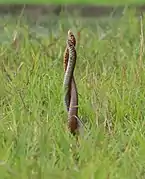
[63,30,82,136]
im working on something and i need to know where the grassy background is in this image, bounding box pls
[1,9,145,178]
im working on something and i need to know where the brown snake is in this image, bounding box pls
[63,30,82,136]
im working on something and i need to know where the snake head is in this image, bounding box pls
[68,29,76,46]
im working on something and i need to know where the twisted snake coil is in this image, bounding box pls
[63,30,82,136]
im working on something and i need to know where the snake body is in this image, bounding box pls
[63,30,80,135]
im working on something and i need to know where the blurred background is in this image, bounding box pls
[0,4,145,42]
[1,4,145,17]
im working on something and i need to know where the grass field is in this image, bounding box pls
[1,10,145,179]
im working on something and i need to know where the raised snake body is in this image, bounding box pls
[63,30,81,135]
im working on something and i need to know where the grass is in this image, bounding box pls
[1,9,145,179]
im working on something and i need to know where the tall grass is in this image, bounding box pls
[0,10,145,179]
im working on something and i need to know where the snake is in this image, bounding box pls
[63,30,81,136]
